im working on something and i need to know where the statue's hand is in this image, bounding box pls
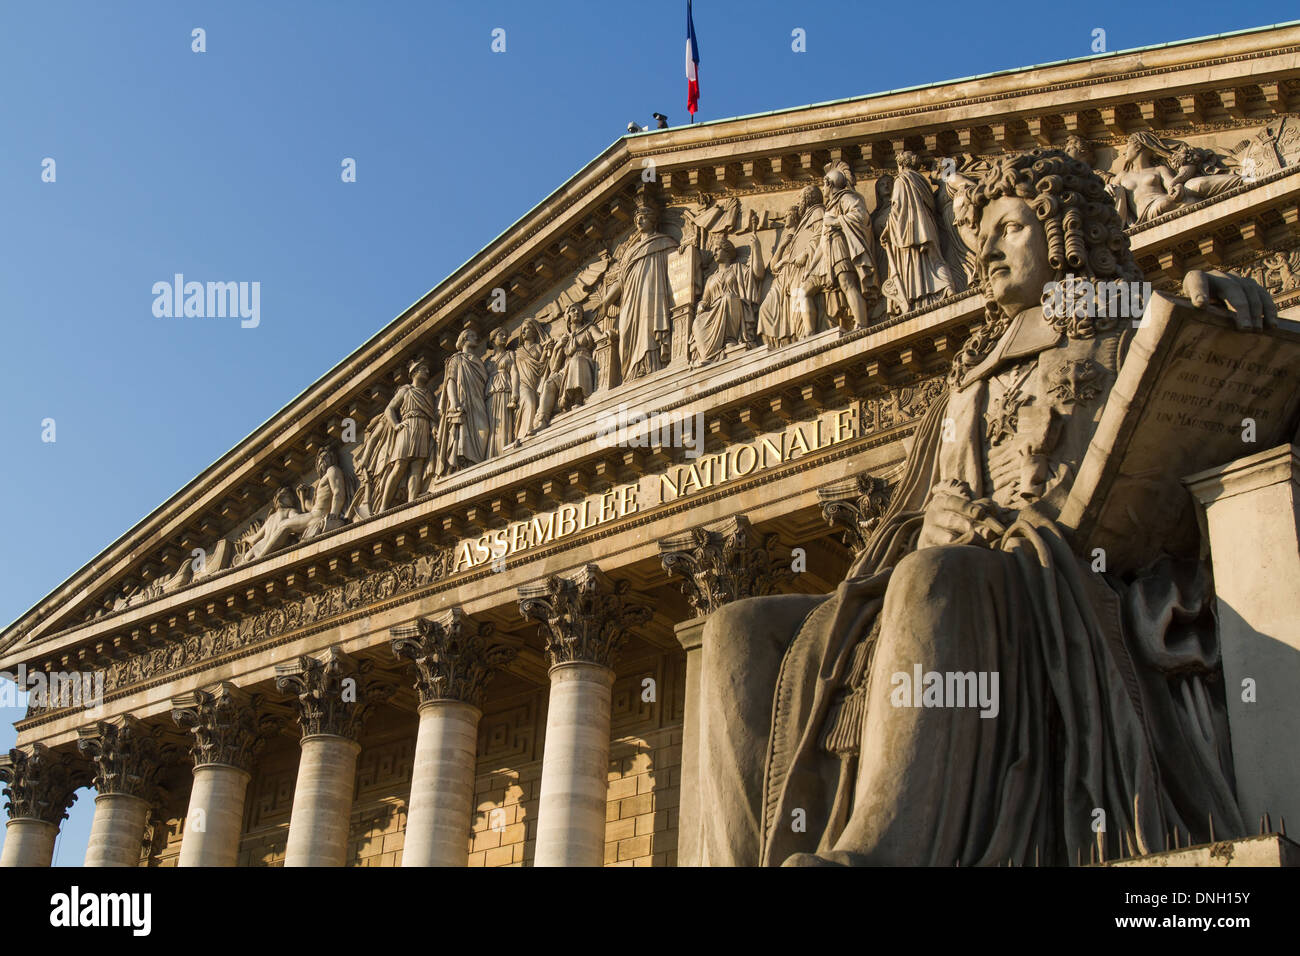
[1183,269,1277,332]
[918,481,1011,550]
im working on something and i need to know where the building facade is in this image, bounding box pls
[3,23,1300,867]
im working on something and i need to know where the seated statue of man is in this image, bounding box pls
[695,149,1276,867]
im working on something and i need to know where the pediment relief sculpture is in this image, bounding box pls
[79,126,1288,625]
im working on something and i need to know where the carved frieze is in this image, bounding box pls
[389,608,517,708]
[859,375,946,436]
[659,515,792,617]
[517,564,652,669]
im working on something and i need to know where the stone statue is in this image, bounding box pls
[758,186,826,347]
[1113,131,1242,227]
[818,160,879,330]
[485,327,516,457]
[931,162,978,292]
[554,303,599,410]
[602,200,678,382]
[375,356,438,511]
[510,318,548,442]
[435,326,491,478]
[236,447,354,564]
[695,148,1275,867]
[876,151,960,315]
[534,304,599,429]
[692,227,763,364]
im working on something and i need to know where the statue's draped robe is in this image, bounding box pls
[758,206,824,345]
[435,351,489,475]
[697,307,1244,866]
[883,167,957,311]
[693,260,759,363]
[486,351,514,458]
[820,187,878,319]
[616,232,677,381]
[560,326,598,405]
[513,342,546,440]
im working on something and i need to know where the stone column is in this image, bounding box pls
[659,515,792,866]
[519,564,651,867]
[77,716,162,867]
[0,743,86,867]
[172,683,266,867]
[1185,443,1300,829]
[392,610,516,867]
[276,646,387,868]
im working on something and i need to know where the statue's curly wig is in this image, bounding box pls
[950,149,1140,384]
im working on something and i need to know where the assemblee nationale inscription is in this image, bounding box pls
[450,406,859,572]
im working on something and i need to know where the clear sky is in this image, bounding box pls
[0,0,1290,864]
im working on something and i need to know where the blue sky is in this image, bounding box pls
[0,0,1289,864]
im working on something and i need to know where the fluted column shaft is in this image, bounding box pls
[404,700,481,866]
[178,763,250,867]
[85,793,150,867]
[518,564,651,868]
[283,735,361,866]
[392,610,513,868]
[535,661,616,866]
[0,818,58,867]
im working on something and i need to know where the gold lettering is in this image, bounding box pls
[600,489,618,521]
[509,521,529,555]
[735,443,759,476]
[679,463,703,495]
[618,483,640,516]
[557,504,578,537]
[835,408,856,442]
[760,435,785,467]
[530,512,556,546]
[659,471,681,501]
[787,425,812,459]
[452,541,474,573]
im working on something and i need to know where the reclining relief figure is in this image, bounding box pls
[696,149,1275,867]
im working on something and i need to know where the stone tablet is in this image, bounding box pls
[1059,292,1300,573]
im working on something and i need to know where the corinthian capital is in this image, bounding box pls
[391,609,515,708]
[658,515,792,617]
[274,645,389,740]
[0,743,88,824]
[170,682,267,772]
[517,564,652,669]
[76,715,163,799]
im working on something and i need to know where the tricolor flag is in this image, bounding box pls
[686,1,700,117]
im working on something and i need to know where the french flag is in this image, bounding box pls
[686,0,700,117]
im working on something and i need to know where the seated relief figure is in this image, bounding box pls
[1114,131,1242,227]
[236,446,354,565]
[535,304,600,427]
[693,224,764,365]
[695,149,1273,867]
